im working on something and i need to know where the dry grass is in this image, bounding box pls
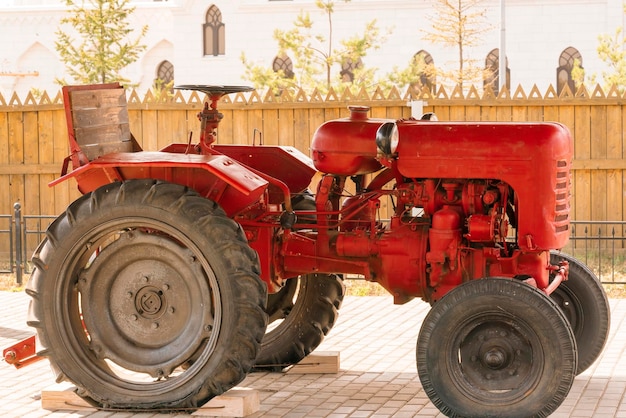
[343,279,389,297]
[0,273,26,292]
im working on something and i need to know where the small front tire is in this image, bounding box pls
[417,278,577,418]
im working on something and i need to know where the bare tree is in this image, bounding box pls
[421,0,494,90]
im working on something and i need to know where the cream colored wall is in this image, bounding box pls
[0,0,622,98]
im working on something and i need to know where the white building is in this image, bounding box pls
[0,0,623,99]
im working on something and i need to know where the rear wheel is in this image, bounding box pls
[550,251,610,374]
[255,273,344,370]
[417,278,577,418]
[254,193,345,370]
[26,180,267,410]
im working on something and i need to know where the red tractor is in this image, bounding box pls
[5,83,610,417]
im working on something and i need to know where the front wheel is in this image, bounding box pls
[26,180,267,410]
[417,278,577,418]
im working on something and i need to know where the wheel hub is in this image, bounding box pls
[78,231,215,378]
[460,320,534,391]
[483,347,507,369]
[136,286,165,318]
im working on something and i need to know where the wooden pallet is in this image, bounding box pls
[40,351,339,416]
[286,351,340,374]
[192,387,259,417]
[41,384,96,412]
[41,384,259,417]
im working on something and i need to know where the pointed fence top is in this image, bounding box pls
[1,84,626,109]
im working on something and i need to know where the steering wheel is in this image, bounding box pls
[174,85,255,97]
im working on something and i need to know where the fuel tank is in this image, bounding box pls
[310,106,384,175]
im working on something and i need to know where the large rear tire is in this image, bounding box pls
[550,251,610,374]
[26,180,267,410]
[417,278,577,418]
[255,273,344,370]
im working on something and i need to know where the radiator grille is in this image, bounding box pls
[554,159,571,233]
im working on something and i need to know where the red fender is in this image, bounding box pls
[50,151,268,216]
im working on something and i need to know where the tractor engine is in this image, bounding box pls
[332,177,523,303]
[294,106,573,304]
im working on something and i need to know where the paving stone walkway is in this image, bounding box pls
[1,291,625,417]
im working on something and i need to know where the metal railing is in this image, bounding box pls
[1,204,57,285]
[562,221,626,284]
[20,214,57,275]
[1,204,626,286]
[0,212,13,274]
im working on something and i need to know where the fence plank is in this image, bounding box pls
[140,109,158,151]
[464,105,481,121]
[260,108,277,145]
[386,105,406,120]
[511,105,527,121]
[233,109,250,146]
[158,108,178,149]
[218,109,234,145]
[0,112,9,214]
[370,105,387,120]
[527,105,544,121]
[590,106,608,222]
[449,105,465,120]
[481,105,497,121]
[8,112,25,215]
[606,106,623,227]
[622,105,626,222]
[277,108,294,147]
[248,108,264,146]
[294,108,310,154]
[128,109,143,149]
[0,111,9,256]
[432,105,450,121]
[52,109,73,215]
[37,110,55,217]
[496,106,512,121]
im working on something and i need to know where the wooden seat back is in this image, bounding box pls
[62,83,138,164]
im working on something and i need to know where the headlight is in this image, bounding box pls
[375,122,399,156]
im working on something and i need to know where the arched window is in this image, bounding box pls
[203,5,225,56]
[410,50,436,93]
[156,60,174,84]
[484,48,509,95]
[557,47,582,95]
[340,57,363,83]
[272,54,294,79]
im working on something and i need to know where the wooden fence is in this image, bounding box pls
[1,83,625,228]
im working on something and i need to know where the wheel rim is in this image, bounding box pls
[56,218,222,391]
[453,313,542,403]
[550,286,581,334]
